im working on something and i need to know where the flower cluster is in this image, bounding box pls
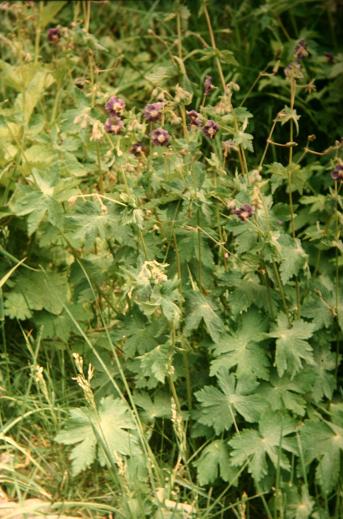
[331,164,343,181]
[151,128,170,146]
[143,102,164,122]
[186,110,219,139]
[47,27,61,43]
[232,204,254,221]
[105,96,125,116]
[204,75,215,96]
[186,110,202,127]
[202,119,219,139]
[294,39,309,61]
[102,91,221,147]
[104,95,126,134]
[104,116,124,135]
[130,142,146,156]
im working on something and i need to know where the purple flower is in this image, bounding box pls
[130,142,146,156]
[204,75,214,95]
[47,27,61,43]
[143,102,164,122]
[232,204,254,222]
[331,164,343,181]
[284,62,302,79]
[151,128,170,146]
[187,110,202,127]
[202,119,219,139]
[294,39,309,61]
[104,116,124,134]
[324,52,334,64]
[105,96,125,116]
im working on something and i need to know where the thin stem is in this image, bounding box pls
[202,1,248,177]
[34,2,42,64]
[272,261,290,323]
[259,119,277,169]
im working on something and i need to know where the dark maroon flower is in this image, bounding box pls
[130,142,146,156]
[104,116,124,134]
[143,102,164,122]
[204,75,214,96]
[202,119,219,139]
[284,62,302,79]
[232,204,254,222]
[151,128,170,146]
[105,96,125,116]
[331,164,343,181]
[187,110,202,127]
[324,52,335,64]
[47,27,61,43]
[294,39,309,61]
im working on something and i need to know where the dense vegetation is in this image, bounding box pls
[0,1,342,517]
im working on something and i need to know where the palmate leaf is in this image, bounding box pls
[134,391,171,422]
[258,372,312,416]
[279,236,307,284]
[64,200,127,248]
[137,343,170,385]
[184,291,225,343]
[114,313,160,358]
[300,415,343,494]
[229,275,271,316]
[55,396,141,476]
[195,370,266,434]
[269,314,315,378]
[4,292,32,320]
[12,270,69,315]
[9,170,78,235]
[210,310,270,383]
[194,440,237,486]
[229,411,297,483]
[305,345,337,402]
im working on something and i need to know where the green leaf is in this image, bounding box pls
[55,396,141,476]
[258,372,310,416]
[300,417,343,494]
[64,201,125,248]
[137,344,170,385]
[229,411,296,483]
[210,310,270,383]
[14,68,55,125]
[4,292,32,320]
[39,1,67,28]
[115,314,160,357]
[134,391,171,422]
[55,407,97,475]
[194,440,237,486]
[184,291,225,343]
[304,345,337,402]
[13,270,69,315]
[279,237,307,284]
[269,314,315,378]
[9,172,76,235]
[195,370,266,434]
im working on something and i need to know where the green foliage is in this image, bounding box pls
[55,395,142,476]
[0,0,342,517]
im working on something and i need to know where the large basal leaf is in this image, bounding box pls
[55,396,141,476]
[300,415,343,494]
[184,291,225,343]
[194,440,237,486]
[210,310,270,383]
[195,370,266,434]
[11,270,69,315]
[269,314,315,378]
[229,411,297,483]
